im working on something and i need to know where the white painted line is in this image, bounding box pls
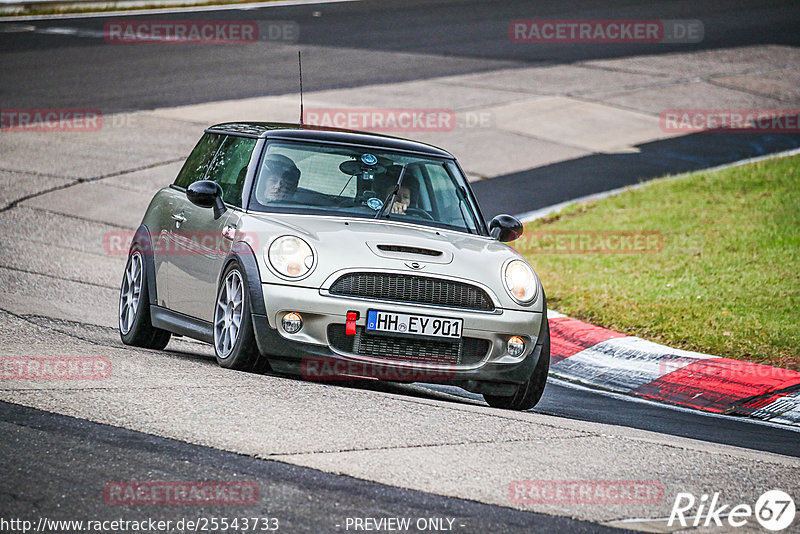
[517,146,800,222]
[35,26,105,37]
[550,336,715,392]
[517,185,640,224]
[753,390,800,426]
[0,0,359,22]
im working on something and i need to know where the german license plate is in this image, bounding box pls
[366,310,463,339]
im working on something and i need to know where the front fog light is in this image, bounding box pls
[282,312,303,334]
[507,336,525,357]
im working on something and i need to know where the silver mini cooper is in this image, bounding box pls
[119,123,550,410]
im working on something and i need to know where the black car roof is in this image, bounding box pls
[205,122,454,158]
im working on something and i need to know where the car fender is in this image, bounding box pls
[128,225,159,306]
[219,241,279,364]
[219,240,267,317]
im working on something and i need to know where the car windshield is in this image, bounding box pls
[248,140,485,235]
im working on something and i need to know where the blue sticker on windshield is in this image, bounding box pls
[361,153,378,166]
[366,197,384,211]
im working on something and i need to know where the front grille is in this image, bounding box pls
[329,272,494,311]
[328,325,490,366]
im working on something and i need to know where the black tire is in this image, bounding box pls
[483,320,550,411]
[213,262,260,371]
[118,249,171,350]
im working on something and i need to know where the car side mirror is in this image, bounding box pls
[489,214,523,242]
[187,180,226,220]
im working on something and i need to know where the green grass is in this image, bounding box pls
[519,154,800,369]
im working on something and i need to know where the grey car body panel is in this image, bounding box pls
[253,292,548,392]
[126,223,215,343]
[144,188,179,308]
[237,213,542,313]
[167,203,237,321]
[147,241,262,348]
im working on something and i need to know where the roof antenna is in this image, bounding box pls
[298,50,304,126]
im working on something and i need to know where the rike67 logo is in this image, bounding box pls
[669,490,795,531]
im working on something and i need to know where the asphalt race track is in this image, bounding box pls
[1,1,799,532]
[3,0,800,111]
[3,0,800,216]
[0,401,621,534]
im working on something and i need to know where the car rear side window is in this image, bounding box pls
[205,135,257,207]
[173,133,223,189]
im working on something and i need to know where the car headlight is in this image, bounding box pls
[267,236,315,278]
[503,259,537,304]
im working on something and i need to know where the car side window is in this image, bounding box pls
[173,133,224,189]
[206,135,257,207]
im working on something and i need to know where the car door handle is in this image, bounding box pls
[171,213,186,223]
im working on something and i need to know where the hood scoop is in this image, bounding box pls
[376,244,443,257]
[367,242,453,265]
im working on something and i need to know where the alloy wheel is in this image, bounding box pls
[119,252,143,335]
[214,269,245,359]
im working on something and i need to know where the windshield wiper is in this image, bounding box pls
[374,163,408,219]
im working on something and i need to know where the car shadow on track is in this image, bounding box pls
[159,343,490,409]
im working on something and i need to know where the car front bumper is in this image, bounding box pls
[251,283,545,394]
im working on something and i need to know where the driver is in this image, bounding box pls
[257,154,300,203]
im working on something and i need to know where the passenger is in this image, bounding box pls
[390,185,413,214]
[375,167,415,215]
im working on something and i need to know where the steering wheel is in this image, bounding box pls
[403,207,434,220]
